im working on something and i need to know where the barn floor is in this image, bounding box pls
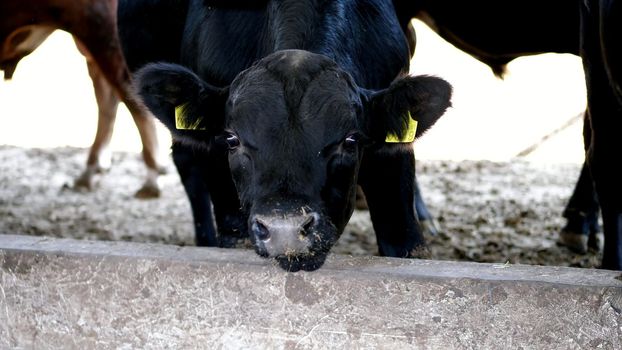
[0,145,602,269]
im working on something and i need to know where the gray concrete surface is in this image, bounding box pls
[1,234,621,349]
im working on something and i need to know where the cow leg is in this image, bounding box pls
[172,143,247,247]
[356,152,434,231]
[414,176,439,236]
[71,16,163,198]
[205,149,248,248]
[127,106,164,199]
[358,146,427,258]
[355,177,439,236]
[559,114,601,253]
[581,0,622,270]
[85,48,164,199]
[172,143,218,247]
[73,54,119,190]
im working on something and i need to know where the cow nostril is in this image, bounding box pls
[252,219,271,241]
[299,214,316,236]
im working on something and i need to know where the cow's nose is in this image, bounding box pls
[251,219,271,241]
[251,212,318,243]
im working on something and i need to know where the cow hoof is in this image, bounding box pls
[73,172,97,191]
[72,176,94,191]
[588,232,604,252]
[134,183,161,199]
[558,230,588,254]
[421,219,440,237]
[135,168,161,199]
[72,164,108,191]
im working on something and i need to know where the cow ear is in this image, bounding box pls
[135,62,228,147]
[363,75,452,142]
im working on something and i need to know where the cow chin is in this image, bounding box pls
[275,253,329,272]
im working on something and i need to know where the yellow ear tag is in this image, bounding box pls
[385,112,417,143]
[175,103,206,130]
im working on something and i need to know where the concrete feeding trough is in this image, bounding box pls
[1,234,621,348]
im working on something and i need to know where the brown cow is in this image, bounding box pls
[0,0,163,198]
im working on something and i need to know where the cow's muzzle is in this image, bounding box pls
[250,204,336,271]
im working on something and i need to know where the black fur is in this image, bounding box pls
[130,0,452,271]
[118,0,190,71]
[392,0,580,78]
[392,0,622,269]
[579,0,622,269]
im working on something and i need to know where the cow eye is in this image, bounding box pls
[225,133,240,149]
[343,134,360,149]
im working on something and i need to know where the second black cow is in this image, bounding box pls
[132,0,452,271]
[392,0,622,270]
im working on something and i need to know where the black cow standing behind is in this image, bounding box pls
[392,0,622,270]
[388,0,597,252]
[391,0,595,253]
[128,0,452,271]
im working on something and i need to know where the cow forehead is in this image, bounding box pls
[228,64,361,143]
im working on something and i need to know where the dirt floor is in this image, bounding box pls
[0,145,602,269]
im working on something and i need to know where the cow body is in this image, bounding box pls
[388,0,596,248]
[394,0,622,269]
[392,0,602,254]
[393,0,581,76]
[401,0,607,260]
[134,0,452,271]
[0,0,167,198]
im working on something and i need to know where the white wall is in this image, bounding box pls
[0,22,587,164]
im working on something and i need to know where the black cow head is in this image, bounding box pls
[136,50,451,271]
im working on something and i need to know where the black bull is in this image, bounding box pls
[132,0,452,271]
[393,0,622,269]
